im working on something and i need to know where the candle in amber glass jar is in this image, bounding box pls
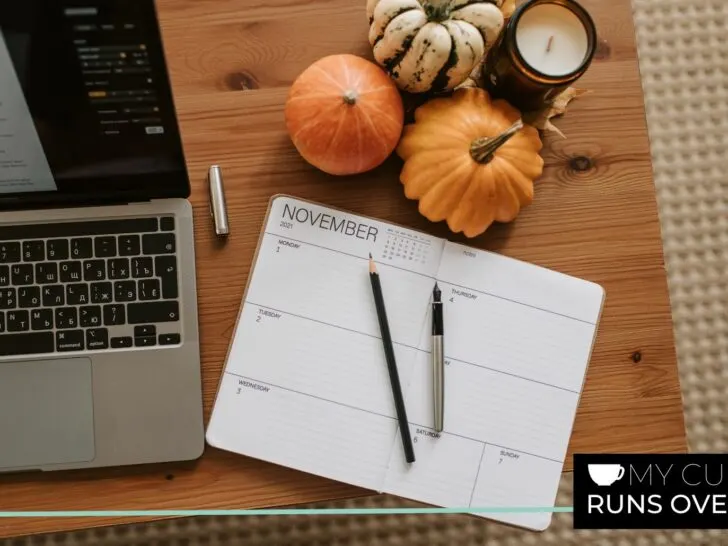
[482,0,596,111]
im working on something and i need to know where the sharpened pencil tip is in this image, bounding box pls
[369,254,377,274]
[369,252,372,259]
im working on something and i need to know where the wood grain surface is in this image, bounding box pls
[0,0,687,538]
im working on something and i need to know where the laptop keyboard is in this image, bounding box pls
[0,217,181,357]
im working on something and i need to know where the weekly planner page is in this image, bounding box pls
[382,242,605,531]
[207,196,445,491]
[207,195,605,531]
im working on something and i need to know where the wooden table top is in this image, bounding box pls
[0,0,687,538]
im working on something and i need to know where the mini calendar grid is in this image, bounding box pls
[380,228,431,265]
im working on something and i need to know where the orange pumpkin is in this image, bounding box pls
[285,54,404,176]
[397,87,544,237]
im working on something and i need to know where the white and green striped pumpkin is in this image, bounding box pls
[367,0,505,93]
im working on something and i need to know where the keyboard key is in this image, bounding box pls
[0,242,21,263]
[11,264,34,285]
[94,236,116,258]
[67,283,90,305]
[110,336,133,348]
[0,218,158,240]
[0,265,9,286]
[42,285,65,306]
[56,329,84,352]
[0,332,54,356]
[0,311,4,332]
[80,305,102,327]
[128,301,179,324]
[47,239,69,260]
[118,235,141,256]
[155,256,178,299]
[7,310,29,332]
[108,258,130,280]
[135,336,156,347]
[91,282,113,304]
[84,259,106,281]
[134,325,156,337]
[0,288,16,309]
[22,240,45,262]
[132,257,154,278]
[160,217,175,231]
[55,307,78,329]
[138,278,160,300]
[71,238,93,259]
[59,261,83,283]
[114,280,136,302]
[142,233,175,255]
[31,309,53,330]
[103,304,126,326]
[159,333,181,345]
[86,328,109,350]
[18,286,41,308]
[35,262,58,284]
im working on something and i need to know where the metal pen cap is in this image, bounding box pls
[208,164,229,237]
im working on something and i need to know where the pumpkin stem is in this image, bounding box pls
[424,0,451,21]
[470,119,524,164]
[343,90,358,105]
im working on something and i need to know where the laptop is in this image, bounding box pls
[0,0,204,471]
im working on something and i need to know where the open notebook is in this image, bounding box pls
[206,195,605,531]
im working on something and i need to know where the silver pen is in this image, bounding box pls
[432,283,444,432]
[208,164,229,238]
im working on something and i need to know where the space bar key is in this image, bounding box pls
[0,332,55,356]
[127,301,180,324]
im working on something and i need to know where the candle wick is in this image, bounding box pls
[546,35,554,52]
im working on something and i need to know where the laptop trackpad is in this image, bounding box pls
[0,358,95,470]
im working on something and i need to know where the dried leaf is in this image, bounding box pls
[455,60,485,91]
[522,88,591,138]
[501,0,516,18]
[456,76,479,90]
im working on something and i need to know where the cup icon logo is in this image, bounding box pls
[588,464,625,486]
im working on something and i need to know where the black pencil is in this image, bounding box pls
[368,253,416,464]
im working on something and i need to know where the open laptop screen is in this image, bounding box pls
[0,0,189,206]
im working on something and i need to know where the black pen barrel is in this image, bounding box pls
[432,301,443,335]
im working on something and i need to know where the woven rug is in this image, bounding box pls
[4,0,728,543]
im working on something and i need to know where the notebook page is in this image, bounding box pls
[206,196,444,491]
[382,242,604,531]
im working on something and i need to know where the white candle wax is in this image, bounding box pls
[515,3,589,77]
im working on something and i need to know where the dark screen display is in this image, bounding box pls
[0,0,189,205]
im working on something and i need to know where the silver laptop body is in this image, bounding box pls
[0,0,204,471]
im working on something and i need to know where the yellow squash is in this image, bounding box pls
[397,87,544,237]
